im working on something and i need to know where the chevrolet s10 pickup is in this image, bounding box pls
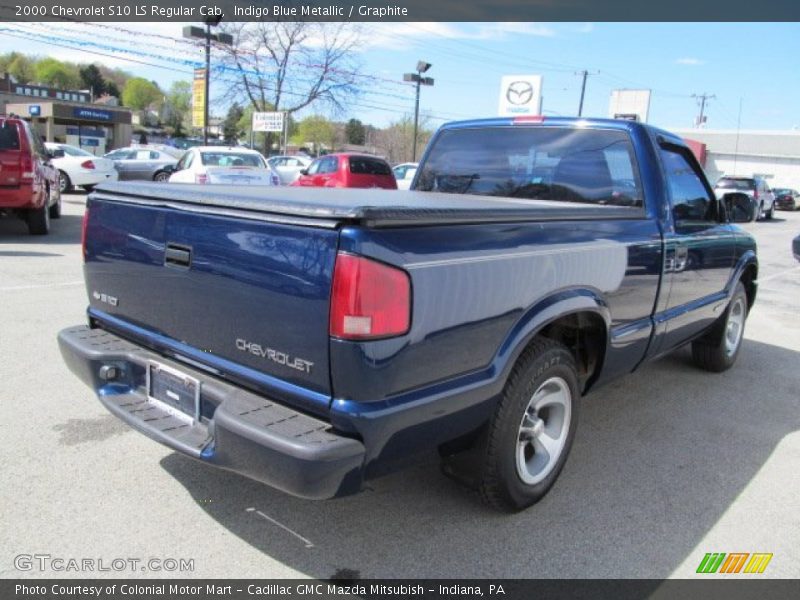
[59,117,757,511]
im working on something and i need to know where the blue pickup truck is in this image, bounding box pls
[59,117,757,511]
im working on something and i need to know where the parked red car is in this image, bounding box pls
[290,153,397,189]
[0,116,62,235]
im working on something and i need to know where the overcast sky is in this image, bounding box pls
[1,21,797,131]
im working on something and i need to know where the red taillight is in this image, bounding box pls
[330,253,411,340]
[195,173,208,184]
[513,115,545,124]
[20,152,34,183]
[80,160,95,170]
[81,207,89,261]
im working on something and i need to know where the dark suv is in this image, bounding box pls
[713,176,775,221]
[0,117,62,235]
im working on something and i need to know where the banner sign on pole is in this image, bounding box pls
[192,69,206,129]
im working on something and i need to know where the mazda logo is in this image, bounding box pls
[506,81,534,106]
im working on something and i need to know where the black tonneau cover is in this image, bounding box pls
[93,182,642,228]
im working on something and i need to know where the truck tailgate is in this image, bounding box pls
[83,191,338,413]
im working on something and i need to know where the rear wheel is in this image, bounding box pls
[765,203,774,220]
[58,170,72,194]
[691,282,748,372]
[153,171,170,182]
[27,195,51,235]
[478,339,579,511]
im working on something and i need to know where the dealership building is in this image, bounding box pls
[1,75,132,155]
[674,128,800,191]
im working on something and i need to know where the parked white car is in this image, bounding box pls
[44,143,118,193]
[393,162,418,190]
[267,155,312,185]
[167,147,280,186]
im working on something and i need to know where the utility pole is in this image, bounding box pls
[577,70,588,117]
[691,92,715,128]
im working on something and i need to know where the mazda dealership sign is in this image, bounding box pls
[498,75,543,116]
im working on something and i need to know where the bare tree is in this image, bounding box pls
[216,22,363,151]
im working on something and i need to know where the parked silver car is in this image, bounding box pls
[103,145,183,182]
[713,176,776,221]
[266,155,311,185]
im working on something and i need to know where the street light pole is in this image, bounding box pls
[204,21,211,145]
[412,76,421,162]
[404,60,433,163]
[183,17,232,145]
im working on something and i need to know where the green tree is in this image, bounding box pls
[160,81,191,136]
[79,64,107,97]
[292,115,335,154]
[122,77,162,111]
[345,118,366,145]
[34,58,80,89]
[105,81,121,98]
[7,53,37,85]
[223,103,245,143]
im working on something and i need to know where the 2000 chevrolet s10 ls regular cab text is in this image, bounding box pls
[59,117,758,511]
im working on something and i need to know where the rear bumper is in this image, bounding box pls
[0,184,37,209]
[71,169,118,187]
[58,325,365,499]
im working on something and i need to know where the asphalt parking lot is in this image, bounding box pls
[1,192,798,579]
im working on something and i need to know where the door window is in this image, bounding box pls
[659,146,716,229]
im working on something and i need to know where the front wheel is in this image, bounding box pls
[478,338,580,511]
[691,282,748,372]
[765,204,774,220]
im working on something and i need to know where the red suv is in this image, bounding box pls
[0,116,62,235]
[291,153,397,189]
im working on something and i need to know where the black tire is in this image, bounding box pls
[153,171,170,182]
[58,170,72,194]
[48,186,62,219]
[765,204,774,220]
[753,201,763,222]
[691,282,748,372]
[27,200,51,235]
[82,185,95,193]
[478,338,580,511]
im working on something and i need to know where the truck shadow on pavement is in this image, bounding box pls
[160,339,800,579]
[0,213,84,245]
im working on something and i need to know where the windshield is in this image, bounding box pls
[716,178,755,190]
[415,126,643,207]
[201,152,265,168]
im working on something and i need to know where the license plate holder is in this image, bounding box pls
[146,361,200,425]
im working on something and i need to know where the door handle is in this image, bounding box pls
[165,243,192,268]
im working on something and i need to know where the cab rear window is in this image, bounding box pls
[416,126,643,208]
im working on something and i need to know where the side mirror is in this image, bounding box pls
[299,169,308,176]
[722,192,755,223]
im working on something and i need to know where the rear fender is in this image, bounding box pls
[494,287,611,387]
